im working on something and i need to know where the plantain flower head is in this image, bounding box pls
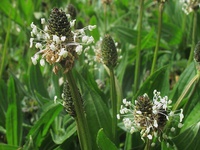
[117,90,184,146]
[30,8,96,73]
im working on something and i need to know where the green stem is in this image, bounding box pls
[144,138,151,150]
[66,70,92,150]
[172,72,199,111]
[104,4,108,33]
[150,3,164,75]
[124,133,132,150]
[110,68,117,143]
[187,12,197,65]
[133,0,144,93]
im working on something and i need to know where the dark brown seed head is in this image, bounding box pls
[194,41,200,63]
[62,81,76,117]
[67,4,77,19]
[134,94,153,128]
[48,8,71,37]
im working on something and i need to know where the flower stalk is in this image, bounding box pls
[150,2,164,75]
[101,34,118,143]
[144,139,151,150]
[187,12,197,65]
[133,0,144,93]
[65,70,92,150]
[110,68,117,142]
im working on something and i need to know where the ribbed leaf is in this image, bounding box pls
[29,65,49,105]
[51,115,76,144]
[6,77,22,146]
[173,122,200,150]
[75,71,112,149]
[0,0,23,26]
[170,62,196,101]
[0,144,19,150]
[141,28,155,49]
[181,102,200,132]
[96,129,118,150]
[27,102,63,147]
[18,0,34,24]
[111,26,137,44]
[134,65,170,99]
[111,26,156,49]
[0,80,7,126]
[6,104,18,146]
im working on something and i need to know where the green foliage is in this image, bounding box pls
[0,0,200,149]
[96,129,118,150]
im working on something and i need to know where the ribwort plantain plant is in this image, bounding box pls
[30,7,96,150]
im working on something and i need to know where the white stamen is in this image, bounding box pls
[44,26,48,32]
[53,35,60,44]
[88,25,96,31]
[31,22,36,28]
[178,123,183,128]
[41,18,45,24]
[154,120,158,128]
[54,96,57,103]
[50,43,56,51]
[70,19,76,27]
[44,33,50,39]
[30,38,34,48]
[180,109,184,122]
[31,55,39,65]
[136,111,142,115]
[170,127,175,132]
[61,36,66,41]
[75,45,83,55]
[87,36,94,44]
[122,99,127,104]
[35,42,42,49]
[59,48,68,58]
[82,35,89,43]
[130,126,136,134]
[147,134,152,140]
[40,59,45,66]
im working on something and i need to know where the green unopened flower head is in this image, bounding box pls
[62,81,84,117]
[101,34,118,68]
[67,4,77,19]
[62,81,76,117]
[194,41,200,63]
